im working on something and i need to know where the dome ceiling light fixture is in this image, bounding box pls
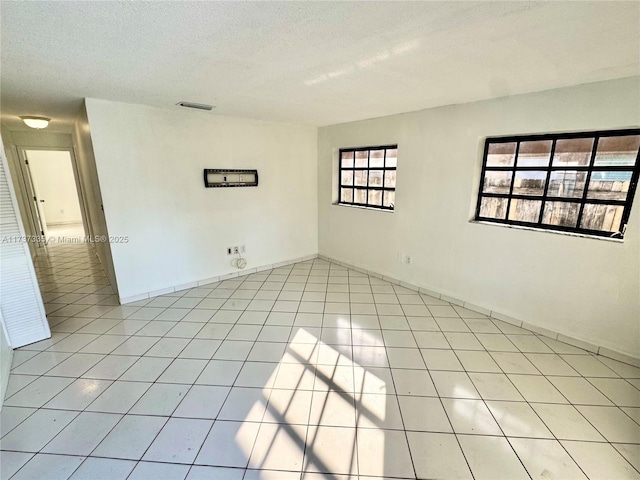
[20,116,50,129]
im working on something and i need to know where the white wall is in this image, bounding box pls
[318,77,640,359]
[25,150,83,225]
[85,98,318,301]
[9,131,73,149]
[73,102,118,293]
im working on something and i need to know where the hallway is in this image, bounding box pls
[44,224,86,243]
[1,243,640,479]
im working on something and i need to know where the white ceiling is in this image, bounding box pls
[1,1,639,132]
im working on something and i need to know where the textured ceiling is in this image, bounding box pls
[1,1,638,132]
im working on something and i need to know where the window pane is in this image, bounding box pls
[486,142,516,167]
[370,149,384,168]
[517,140,552,167]
[552,138,594,166]
[513,170,546,196]
[355,151,368,168]
[542,201,580,227]
[384,170,396,188]
[586,170,632,201]
[594,135,640,166]
[341,151,354,168]
[479,197,508,219]
[547,170,586,198]
[341,170,353,186]
[354,189,367,204]
[385,148,397,167]
[340,188,353,203]
[368,170,383,187]
[383,191,395,208]
[580,204,624,233]
[517,140,553,167]
[477,130,638,236]
[508,198,542,223]
[369,190,382,206]
[483,171,512,194]
[354,170,368,187]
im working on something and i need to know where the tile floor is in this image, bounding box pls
[45,223,85,242]
[1,242,639,479]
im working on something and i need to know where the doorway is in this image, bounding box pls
[22,149,87,242]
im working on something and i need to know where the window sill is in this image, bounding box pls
[470,220,624,243]
[333,203,395,213]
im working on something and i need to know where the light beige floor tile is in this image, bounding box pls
[509,438,587,479]
[430,371,480,399]
[304,425,358,475]
[11,453,83,480]
[508,374,567,403]
[70,457,136,479]
[398,395,452,432]
[614,443,640,472]
[576,405,640,443]
[588,378,640,407]
[407,431,472,479]
[356,393,404,430]
[458,434,529,479]
[531,404,605,441]
[391,369,437,396]
[356,428,415,478]
[41,411,121,455]
[486,401,553,438]
[143,418,212,464]
[525,353,580,376]
[93,415,168,460]
[249,422,307,471]
[441,398,502,435]
[562,441,640,480]
[196,420,259,468]
[469,372,524,401]
[0,451,34,479]
[0,409,78,452]
[547,376,614,405]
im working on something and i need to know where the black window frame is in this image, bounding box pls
[338,144,397,211]
[475,128,640,239]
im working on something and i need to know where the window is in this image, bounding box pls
[338,145,397,210]
[475,129,640,239]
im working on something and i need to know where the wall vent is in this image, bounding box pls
[176,101,214,111]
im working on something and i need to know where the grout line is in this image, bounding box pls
[386,281,434,480]
[5,248,640,479]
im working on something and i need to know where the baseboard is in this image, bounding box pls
[120,253,319,305]
[318,253,640,368]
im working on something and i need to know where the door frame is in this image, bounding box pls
[19,149,49,240]
[17,146,92,240]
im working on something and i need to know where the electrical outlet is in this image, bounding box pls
[233,246,240,254]
[405,255,412,265]
[227,247,232,255]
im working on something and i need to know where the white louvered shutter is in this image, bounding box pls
[0,135,50,347]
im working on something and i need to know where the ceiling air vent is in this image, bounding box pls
[176,101,214,111]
